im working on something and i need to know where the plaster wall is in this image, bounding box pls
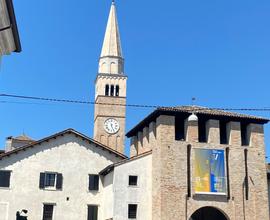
[112,154,152,220]
[0,133,121,220]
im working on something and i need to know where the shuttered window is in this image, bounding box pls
[89,175,99,191]
[128,204,137,219]
[39,172,63,190]
[0,170,11,188]
[88,205,98,220]
[42,204,54,220]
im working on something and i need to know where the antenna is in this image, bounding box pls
[191,97,196,106]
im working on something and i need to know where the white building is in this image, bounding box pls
[0,129,152,220]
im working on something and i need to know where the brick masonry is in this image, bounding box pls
[130,114,269,220]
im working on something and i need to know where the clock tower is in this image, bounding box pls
[93,1,127,154]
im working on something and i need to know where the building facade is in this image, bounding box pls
[0,129,127,220]
[127,106,270,220]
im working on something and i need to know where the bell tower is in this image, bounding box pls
[94,1,127,154]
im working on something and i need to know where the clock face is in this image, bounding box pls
[104,118,120,134]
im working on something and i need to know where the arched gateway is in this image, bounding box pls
[189,206,228,220]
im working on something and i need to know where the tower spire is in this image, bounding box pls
[100,1,122,58]
[99,1,124,74]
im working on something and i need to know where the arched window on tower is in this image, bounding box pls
[116,85,119,96]
[110,85,115,96]
[105,85,109,96]
[110,62,117,73]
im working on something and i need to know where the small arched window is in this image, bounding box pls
[110,62,117,73]
[105,85,109,96]
[115,85,119,96]
[110,85,115,96]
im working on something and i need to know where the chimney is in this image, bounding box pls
[5,134,35,152]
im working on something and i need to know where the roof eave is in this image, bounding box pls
[0,129,127,160]
[126,108,269,138]
[6,0,21,53]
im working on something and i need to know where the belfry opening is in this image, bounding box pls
[189,206,228,220]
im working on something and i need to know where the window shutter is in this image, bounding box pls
[0,171,11,187]
[88,205,98,220]
[89,175,99,191]
[56,173,63,190]
[94,176,99,191]
[89,175,94,191]
[39,172,45,189]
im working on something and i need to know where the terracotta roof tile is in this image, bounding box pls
[0,129,127,160]
[126,106,269,137]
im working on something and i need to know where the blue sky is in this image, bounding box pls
[0,0,269,157]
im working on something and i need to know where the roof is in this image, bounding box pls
[0,129,127,160]
[100,1,122,58]
[126,106,269,137]
[0,0,21,54]
[12,134,34,142]
[6,0,21,52]
[100,150,152,176]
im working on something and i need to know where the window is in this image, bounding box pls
[39,172,63,190]
[115,85,119,96]
[89,175,99,191]
[105,85,109,96]
[129,176,138,186]
[88,205,98,220]
[128,204,137,219]
[220,121,228,144]
[241,122,249,146]
[45,173,56,187]
[0,170,11,188]
[175,116,185,141]
[42,204,54,220]
[110,85,114,96]
[198,118,207,143]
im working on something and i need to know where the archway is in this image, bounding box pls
[189,206,228,220]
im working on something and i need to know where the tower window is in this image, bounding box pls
[220,120,228,144]
[241,122,249,146]
[175,116,185,141]
[110,85,115,96]
[198,118,207,143]
[116,85,119,96]
[105,85,109,96]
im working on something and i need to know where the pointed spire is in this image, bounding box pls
[100,1,123,58]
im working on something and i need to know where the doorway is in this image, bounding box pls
[189,206,228,220]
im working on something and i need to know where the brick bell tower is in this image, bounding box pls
[93,1,127,154]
